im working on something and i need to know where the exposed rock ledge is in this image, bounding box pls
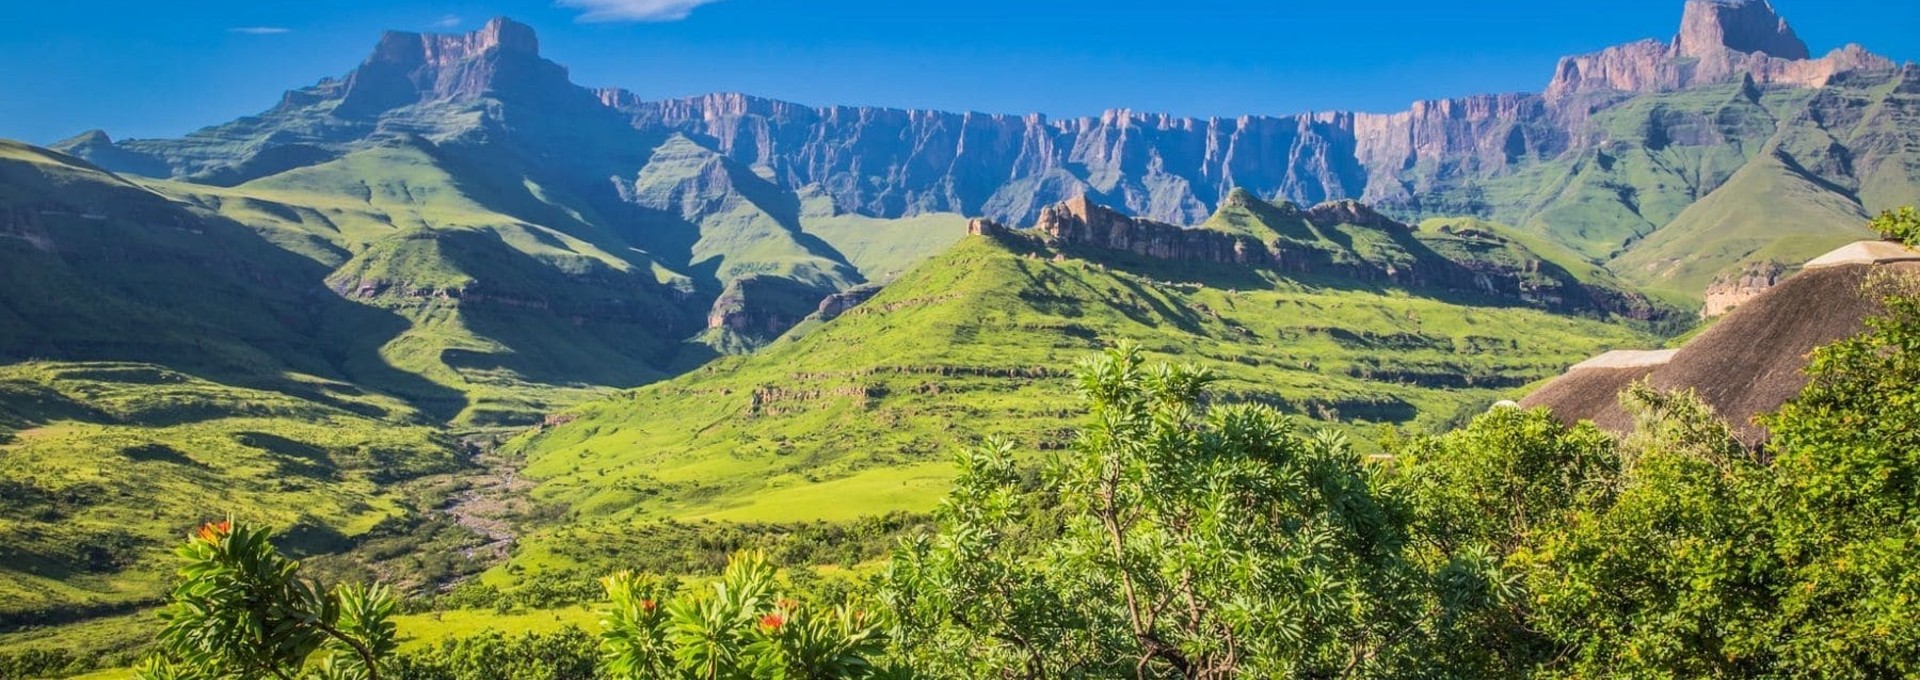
[1702,261,1787,318]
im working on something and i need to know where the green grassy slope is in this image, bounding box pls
[1604,71,1919,300]
[0,361,456,626]
[628,135,860,292]
[1415,216,1615,286]
[1608,150,1874,300]
[796,191,969,282]
[0,141,469,626]
[499,231,1650,583]
[136,141,702,423]
[1403,84,1784,262]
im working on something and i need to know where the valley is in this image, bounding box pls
[2,0,1918,677]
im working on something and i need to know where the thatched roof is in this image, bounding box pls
[1523,245,1920,446]
[1803,240,1920,269]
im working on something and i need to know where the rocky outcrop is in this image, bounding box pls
[813,284,883,322]
[999,195,1666,321]
[45,130,169,178]
[1675,0,1807,60]
[1701,260,1788,317]
[1305,200,1412,233]
[336,17,576,116]
[1030,196,1266,265]
[1545,1,1890,99]
[704,275,834,340]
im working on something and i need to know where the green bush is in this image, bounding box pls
[887,344,1417,677]
[135,520,397,680]
[386,628,602,680]
[601,552,898,679]
[1871,206,1920,245]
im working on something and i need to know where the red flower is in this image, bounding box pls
[758,612,786,632]
[196,520,231,543]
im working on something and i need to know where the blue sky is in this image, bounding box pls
[1,0,1914,144]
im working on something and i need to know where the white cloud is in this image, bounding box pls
[557,0,726,22]
[229,26,292,35]
[431,14,463,29]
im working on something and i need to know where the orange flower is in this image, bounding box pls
[640,598,657,613]
[196,520,231,543]
[758,612,786,632]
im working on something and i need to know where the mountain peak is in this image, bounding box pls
[370,16,539,67]
[1675,0,1810,60]
[337,16,575,116]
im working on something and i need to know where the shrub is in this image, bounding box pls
[134,520,397,680]
[1870,206,1920,245]
[600,551,898,679]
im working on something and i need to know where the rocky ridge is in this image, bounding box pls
[1546,0,1890,98]
[48,6,1918,311]
[67,5,1902,226]
[972,195,1663,320]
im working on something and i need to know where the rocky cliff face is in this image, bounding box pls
[1028,196,1265,265]
[599,91,1583,226]
[813,285,884,322]
[74,17,627,186]
[983,196,1663,321]
[1545,0,1891,99]
[1701,260,1788,317]
[335,17,572,116]
[704,275,835,341]
[66,9,1901,227]
[54,7,1913,305]
[1675,0,1807,60]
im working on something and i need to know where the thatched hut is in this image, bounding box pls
[1521,242,1920,446]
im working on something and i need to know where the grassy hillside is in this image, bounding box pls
[1608,149,1874,300]
[796,191,969,282]
[0,361,456,626]
[498,230,1650,585]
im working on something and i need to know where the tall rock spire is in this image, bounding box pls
[1674,0,1811,60]
[337,17,574,117]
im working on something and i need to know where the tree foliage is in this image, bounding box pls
[890,344,1416,678]
[1385,406,1618,677]
[136,520,397,680]
[385,628,602,680]
[1761,271,1920,676]
[1870,206,1920,246]
[1516,385,1777,678]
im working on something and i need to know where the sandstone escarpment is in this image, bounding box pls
[1545,0,1891,99]
[1675,0,1807,60]
[990,196,1663,321]
[338,17,575,115]
[62,5,1903,253]
[1030,196,1268,266]
[601,91,1583,226]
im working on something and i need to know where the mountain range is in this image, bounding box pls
[53,0,1919,306]
[1,0,1915,659]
